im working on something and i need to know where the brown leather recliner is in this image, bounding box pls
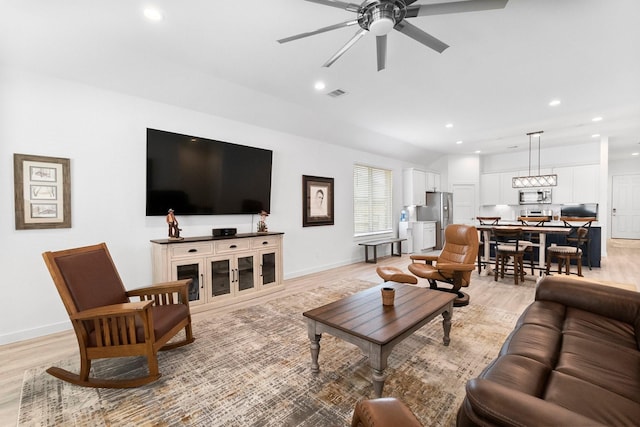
[408,224,479,306]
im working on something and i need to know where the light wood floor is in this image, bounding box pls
[1,241,637,425]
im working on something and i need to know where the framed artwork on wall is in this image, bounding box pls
[302,175,334,227]
[14,153,71,230]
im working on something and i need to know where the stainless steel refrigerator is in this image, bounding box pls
[416,192,453,250]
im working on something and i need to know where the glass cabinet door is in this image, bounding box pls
[210,259,232,297]
[260,252,277,286]
[172,260,205,305]
[237,255,255,292]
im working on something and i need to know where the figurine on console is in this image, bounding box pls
[167,208,183,240]
[257,210,269,233]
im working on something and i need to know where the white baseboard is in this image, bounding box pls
[0,321,71,346]
[284,257,360,280]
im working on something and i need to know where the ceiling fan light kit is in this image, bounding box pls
[512,131,558,188]
[369,16,394,36]
[278,0,509,71]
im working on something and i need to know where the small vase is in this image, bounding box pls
[381,287,395,306]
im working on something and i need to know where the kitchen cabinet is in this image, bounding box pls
[151,233,283,312]
[480,172,517,205]
[500,173,518,205]
[481,165,599,206]
[404,169,442,205]
[412,221,436,252]
[571,165,599,203]
[403,168,426,205]
[552,165,599,204]
[480,173,500,205]
[426,172,441,192]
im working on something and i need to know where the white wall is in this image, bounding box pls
[0,68,419,344]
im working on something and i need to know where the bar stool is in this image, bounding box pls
[491,228,534,285]
[517,216,549,251]
[476,217,501,273]
[546,227,589,276]
[561,217,596,270]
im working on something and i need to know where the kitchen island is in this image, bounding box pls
[477,221,601,273]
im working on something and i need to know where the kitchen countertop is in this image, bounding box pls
[477,220,600,227]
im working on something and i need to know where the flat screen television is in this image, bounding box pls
[146,128,272,216]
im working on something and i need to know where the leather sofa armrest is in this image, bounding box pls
[536,276,640,325]
[461,378,607,427]
[351,398,423,427]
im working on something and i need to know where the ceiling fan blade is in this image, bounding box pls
[277,20,358,44]
[376,35,387,71]
[405,0,508,18]
[395,21,449,53]
[305,0,360,12]
[323,28,367,67]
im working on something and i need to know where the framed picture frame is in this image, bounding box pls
[14,153,71,230]
[302,175,334,227]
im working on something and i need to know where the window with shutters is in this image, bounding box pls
[353,164,393,236]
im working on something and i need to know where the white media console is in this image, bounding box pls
[150,232,284,312]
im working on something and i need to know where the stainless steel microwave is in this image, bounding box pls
[519,189,552,204]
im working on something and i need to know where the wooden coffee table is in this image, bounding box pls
[303,283,456,397]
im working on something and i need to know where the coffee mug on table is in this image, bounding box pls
[381,287,395,306]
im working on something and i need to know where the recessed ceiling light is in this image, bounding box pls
[591,134,600,138]
[456,140,463,144]
[314,81,326,91]
[445,123,453,128]
[474,150,481,154]
[144,7,163,21]
[592,116,603,122]
[549,99,561,106]
[632,152,639,156]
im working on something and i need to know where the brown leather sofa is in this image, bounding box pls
[458,276,640,426]
[351,276,640,426]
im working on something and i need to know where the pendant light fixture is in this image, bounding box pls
[512,131,558,188]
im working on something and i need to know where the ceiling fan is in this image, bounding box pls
[277,0,508,71]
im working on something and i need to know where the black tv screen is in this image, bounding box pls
[146,128,272,216]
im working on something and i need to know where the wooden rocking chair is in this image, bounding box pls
[42,242,195,388]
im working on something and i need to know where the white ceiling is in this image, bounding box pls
[2,0,639,163]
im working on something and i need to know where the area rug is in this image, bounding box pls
[19,279,522,426]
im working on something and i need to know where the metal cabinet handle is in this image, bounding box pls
[188,248,198,253]
[230,244,237,249]
[200,273,204,289]
[262,241,269,245]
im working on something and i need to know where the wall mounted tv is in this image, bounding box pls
[146,128,272,216]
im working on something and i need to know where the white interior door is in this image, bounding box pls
[452,184,476,225]
[611,174,640,239]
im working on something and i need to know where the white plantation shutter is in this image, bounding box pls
[353,164,393,235]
